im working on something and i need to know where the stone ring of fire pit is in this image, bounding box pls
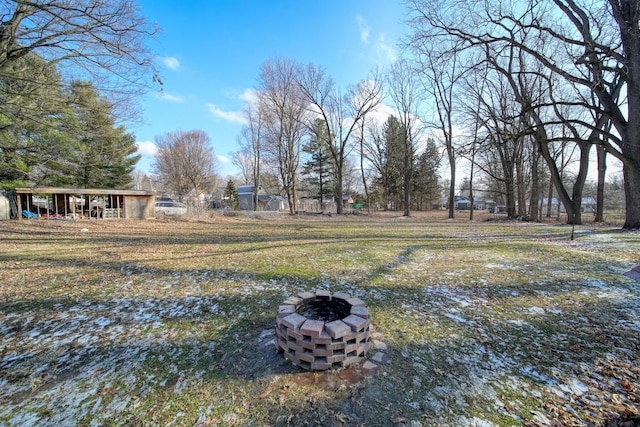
[275,290,371,370]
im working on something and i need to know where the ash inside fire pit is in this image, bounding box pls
[276,290,371,371]
[297,298,351,322]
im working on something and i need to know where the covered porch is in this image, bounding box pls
[14,187,155,220]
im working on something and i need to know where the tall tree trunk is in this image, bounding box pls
[569,142,592,225]
[335,161,343,215]
[622,56,640,228]
[515,145,526,217]
[359,126,371,214]
[610,4,640,229]
[254,144,260,212]
[546,179,553,218]
[469,142,476,221]
[403,152,411,217]
[623,164,640,229]
[292,181,298,214]
[529,143,540,221]
[595,145,606,222]
[285,176,296,216]
[504,168,517,218]
[469,165,474,221]
[621,75,640,228]
[447,146,455,219]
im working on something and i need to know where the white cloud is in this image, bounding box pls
[136,140,157,156]
[356,17,397,63]
[377,33,398,62]
[216,154,230,164]
[157,91,184,103]
[161,56,180,70]
[208,103,247,124]
[357,16,370,43]
[368,102,396,128]
[238,88,258,105]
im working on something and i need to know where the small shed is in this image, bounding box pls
[0,193,10,220]
[455,197,471,210]
[342,194,354,208]
[14,187,155,220]
[237,185,266,211]
[473,197,497,211]
[259,194,289,212]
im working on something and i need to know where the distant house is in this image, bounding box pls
[342,194,354,208]
[443,196,496,211]
[540,197,596,215]
[443,196,470,210]
[473,197,497,211]
[237,185,289,212]
[456,197,471,210]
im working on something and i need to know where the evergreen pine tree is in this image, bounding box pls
[301,119,333,203]
[56,81,139,188]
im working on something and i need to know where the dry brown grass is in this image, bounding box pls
[1,215,639,426]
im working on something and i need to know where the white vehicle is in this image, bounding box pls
[155,200,187,216]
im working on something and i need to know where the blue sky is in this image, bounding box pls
[131,0,406,177]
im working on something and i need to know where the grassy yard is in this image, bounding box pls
[1,213,639,426]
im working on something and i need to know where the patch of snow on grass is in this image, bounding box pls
[528,306,545,315]
[484,263,507,269]
[444,312,468,323]
[559,379,590,397]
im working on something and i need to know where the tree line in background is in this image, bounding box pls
[402,0,638,228]
[232,57,443,216]
[1,1,636,228]
[232,0,635,228]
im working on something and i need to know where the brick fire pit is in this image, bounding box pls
[275,290,371,370]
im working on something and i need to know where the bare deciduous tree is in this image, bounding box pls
[361,119,390,208]
[259,57,307,215]
[386,59,423,217]
[472,71,526,219]
[405,0,640,228]
[235,92,266,210]
[152,130,218,204]
[297,64,382,214]
[0,0,158,120]
[416,49,463,219]
[131,169,151,191]
[231,147,252,185]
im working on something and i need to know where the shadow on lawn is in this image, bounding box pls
[1,228,581,295]
[2,273,639,425]
[1,215,575,251]
[2,220,637,425]
[0,286,382,425]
